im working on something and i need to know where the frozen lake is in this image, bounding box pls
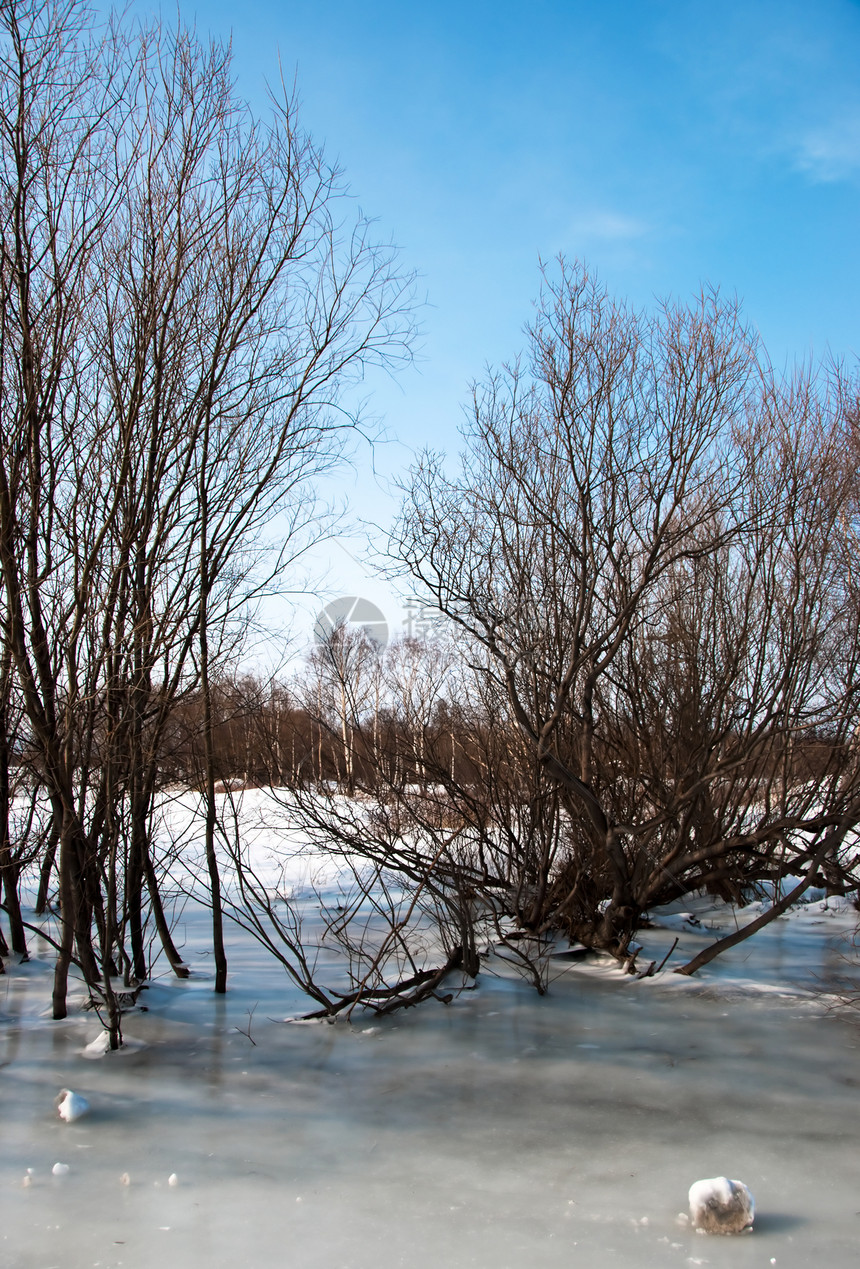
[3,885,860,1268]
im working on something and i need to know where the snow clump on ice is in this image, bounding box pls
[688,1176,754,1234]
[56,1089,90,1122]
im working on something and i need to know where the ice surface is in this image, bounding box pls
[3,799,860,1267]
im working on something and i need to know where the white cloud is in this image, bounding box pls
[793,110,860,182]
[566,210,648,243]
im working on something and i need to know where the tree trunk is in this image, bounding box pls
[142,845,189,977]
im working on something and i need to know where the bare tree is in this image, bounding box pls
[386,262,860,969]
[185,266,860,1018]
[299,623,383,794]
[0,0,413,1039]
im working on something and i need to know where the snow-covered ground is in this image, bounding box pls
[3,790,860,1268]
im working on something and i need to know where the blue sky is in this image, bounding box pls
[111,0,860,643]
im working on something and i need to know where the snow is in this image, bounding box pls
[3,791,860,1267]
[688,1176,755,1234]
[56,1090,90,1123]
[81,1032,148,1060]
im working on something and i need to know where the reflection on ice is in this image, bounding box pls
[3,888,860,1268]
